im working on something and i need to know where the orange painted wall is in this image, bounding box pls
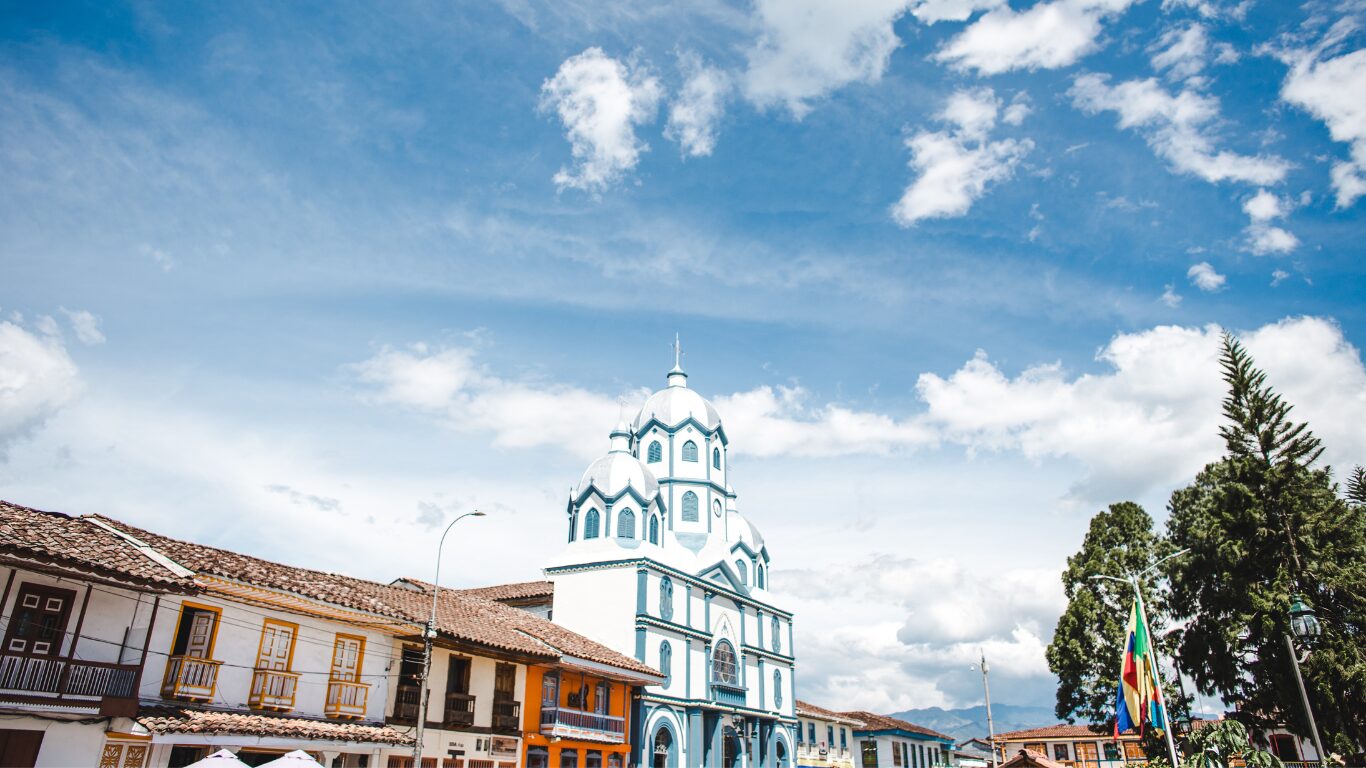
[522,665,635,765]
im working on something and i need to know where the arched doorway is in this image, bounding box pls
[652,724,675,768]
[723,726,742,768]
[775,739,788,768]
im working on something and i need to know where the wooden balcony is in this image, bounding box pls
[539,706,626,743]
[390,685,422,724]
[248,668,300,711]
[324,679,369,719]
[491,698,521,733]
[0,651,140,714]
[444,691,476,729]
[162,655,222,702]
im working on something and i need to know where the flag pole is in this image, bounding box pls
[1132,578,1182,768]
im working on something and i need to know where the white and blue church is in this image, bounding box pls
[543,353,797,768]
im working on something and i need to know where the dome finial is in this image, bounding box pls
[667,333,688,387]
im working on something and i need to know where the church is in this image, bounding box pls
[541,351,798,768]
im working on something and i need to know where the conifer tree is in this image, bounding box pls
[1166,334,1366,753]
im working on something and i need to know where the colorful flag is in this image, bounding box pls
[1115,596,1167,737]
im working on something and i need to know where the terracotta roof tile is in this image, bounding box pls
[136,706,412,745]
[843,711,955,741]
[796,700,866,726]
[1000,747,1072,768]
[0,501,192,587]
[455,580,555,602]
[95,516,656,677]
[996,724,1114,740]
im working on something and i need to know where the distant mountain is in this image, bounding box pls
[887,704,1059,743]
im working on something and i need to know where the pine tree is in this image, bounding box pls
[1166,333,1366,751]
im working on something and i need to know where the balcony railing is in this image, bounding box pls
[248,668,300,711]
[444,691,476,728]
[391,685,422,724]
[325,679,369,719]
[491,698,521,733]
[162,655,222,701]
[540,706,626,743]
[0,651,139,700]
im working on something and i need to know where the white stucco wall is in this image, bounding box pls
[547,566,637,654]
[0,565,154,664]
[3,716,111,768]
[141,594,392,721]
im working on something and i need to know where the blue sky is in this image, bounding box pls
[1,0,1364,714]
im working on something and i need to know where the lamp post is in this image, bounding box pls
[1284,596,1327,766]
[974,650,999,768]
[411,510,486,768]
[1089,549,1188,768]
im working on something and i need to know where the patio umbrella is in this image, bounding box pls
[185,750,251,768]
[257,750,327,768]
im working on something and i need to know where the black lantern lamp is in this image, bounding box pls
[1289,596,1322,642]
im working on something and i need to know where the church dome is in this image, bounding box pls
[633,363,722,433]
[575,450,660,500]
[727,510,765,551]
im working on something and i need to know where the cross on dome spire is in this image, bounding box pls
[667,333,688,387]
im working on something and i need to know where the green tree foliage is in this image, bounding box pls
[1182,720,1282,768]
[1166,334,1366,750]
[1348,466,1366,506]
[1046,502,1187,729]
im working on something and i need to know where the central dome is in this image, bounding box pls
[633,365,722,433]
[575,451,660,500]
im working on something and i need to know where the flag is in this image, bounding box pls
[1115,596,1168,737]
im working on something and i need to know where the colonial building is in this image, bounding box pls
[536,355,799,767]
[794,701,862,768]
[0,500,660,768]
[842,712,955,768]
[993,724,1143,768]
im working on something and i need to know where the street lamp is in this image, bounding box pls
[412,510,486,767]
[1283,595,1327,766]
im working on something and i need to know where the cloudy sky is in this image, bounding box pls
[2,0,1364,715]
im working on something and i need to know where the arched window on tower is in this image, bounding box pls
[682,440,698,462]
[735,559,748,585]
[773,669,782,708]
[757,564,765,589]
[659,640,672,686]
[568,511,577,543]
[681,492,699,522]
[772,615,781,652]
[713,447,721,469]
[584,509,600,539]
[711,640,738,685]
[649,514,659,545]
[617,509,635,539]
[647,441,662,463]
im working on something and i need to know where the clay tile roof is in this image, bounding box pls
[842,711,954,741]
[0,501,193,588]
[93,516,655,677]
[796,700,866,726]
[136,707,412,745]
[997,724,1114,740]
[1000,748,1071,768]
[456,580,555,602]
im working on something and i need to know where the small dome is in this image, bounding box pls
[576,452,660,500]
[727,510,765,551]
[634,379,722,433]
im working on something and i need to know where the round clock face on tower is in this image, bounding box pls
[712,500,722,517]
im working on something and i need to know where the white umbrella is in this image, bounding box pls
[185,750,251,768]
[257,750,327,768]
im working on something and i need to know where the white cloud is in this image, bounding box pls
[1186,261,1225,291]
[914,317,1366,503]
[1160,0,1248,20]
[935,0,1137,75]
[1151,23,1209,80]
[1002,92,1032,126]
[0,321,82,457]
[1161,284,1183,307]
[742,0,911,117]
[1070,73,1290,185]
[60,308,105,345]
[1242,188,1299,255]
[891,88,1033,226]
[539,48,663,193]
[665,53,731,158]
[1278,22,1366,208]
[911,0,1005,23]
[1271,269,1290,287]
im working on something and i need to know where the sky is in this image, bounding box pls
[1,0,1364,717]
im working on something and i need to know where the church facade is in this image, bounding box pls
[543,356,798,768]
